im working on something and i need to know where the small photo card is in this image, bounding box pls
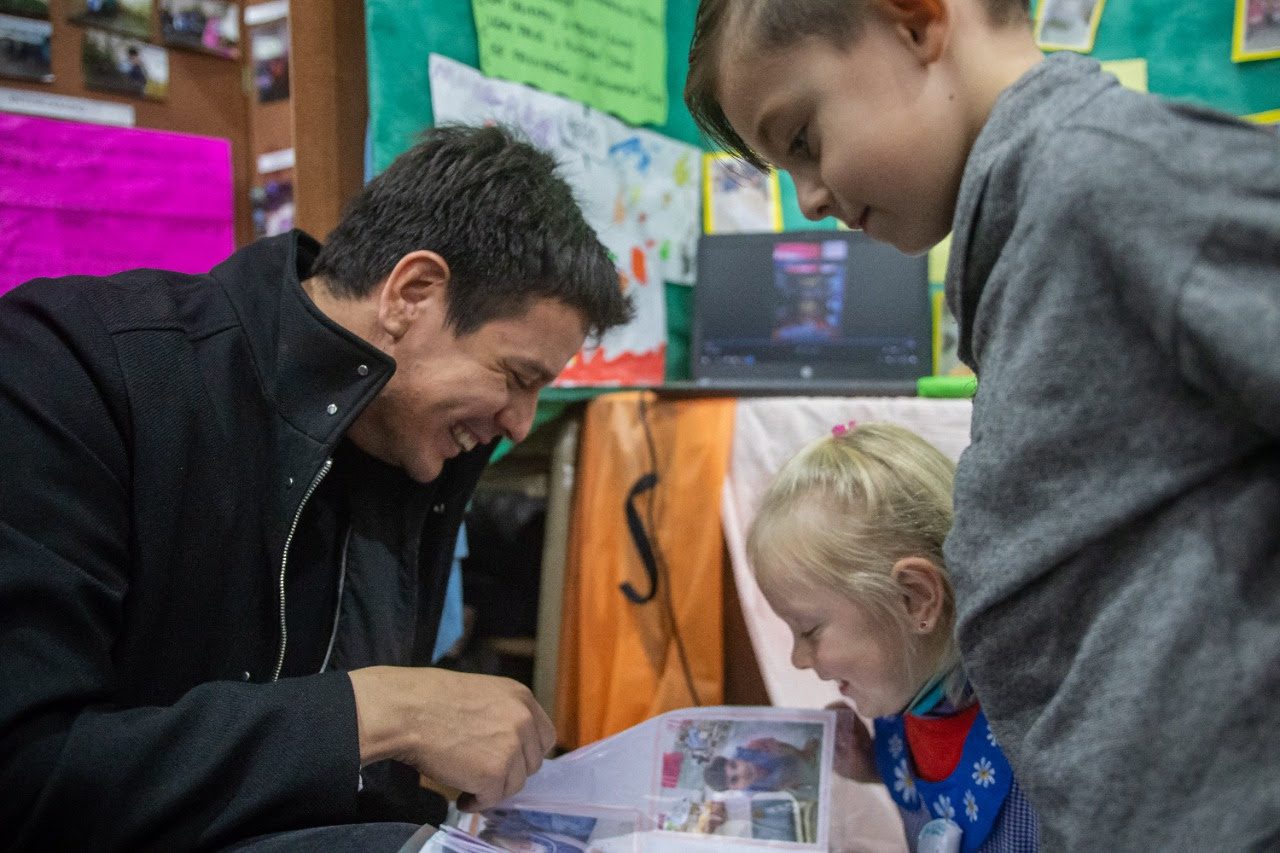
[160,0,240,59]
[249,15,288,103]
[1034,0,1106,53]
[0,0,49,19]
[703,153,784,235]
[82,29,168,100]
[1233,0,1280,62]
[651,709,832,847]
[0,13,52,82]
[68,0,152,40]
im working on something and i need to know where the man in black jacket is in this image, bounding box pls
[0,124,632,851]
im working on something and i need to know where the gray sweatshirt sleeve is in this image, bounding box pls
[1047,111,1280,437]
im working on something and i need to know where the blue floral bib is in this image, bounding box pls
[873,708,1012,853]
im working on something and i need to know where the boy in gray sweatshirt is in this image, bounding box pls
[685,0,1280,847]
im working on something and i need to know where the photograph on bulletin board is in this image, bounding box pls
[1233,0,1280,62]
[68,0,152,40]
[160,0,240,59]
[703,154,784,235]
[1034,0,1106,53]
[82,29,168,100]
[250,177,294,238]
[0,0,48,19]
[0,13,51,81]
[250,17,288,103]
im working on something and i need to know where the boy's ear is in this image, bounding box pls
[376,250,451,341]
[877,0,949,63]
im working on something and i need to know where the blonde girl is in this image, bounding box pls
[748,423,1037,852]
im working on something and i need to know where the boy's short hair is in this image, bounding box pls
[686,0,1031,170]
[312,123,633,338]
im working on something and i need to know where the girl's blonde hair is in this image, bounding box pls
[747,422,963,704]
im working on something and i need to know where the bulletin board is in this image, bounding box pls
[365,0,1280,381]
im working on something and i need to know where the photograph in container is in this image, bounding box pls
[453,804,642,852]
[68,0,152,40]
[160,0,239,59]
[82,28,168,100]
[250,16,288,102]
[0,13,51,81]
[0,0,50,19]
[654,714,826,844]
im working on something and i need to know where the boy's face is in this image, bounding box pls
[717,14,974,255]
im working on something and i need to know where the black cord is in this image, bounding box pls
[626,393,702,707]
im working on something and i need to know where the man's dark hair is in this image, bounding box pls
[312,123,632,337]
[685,0,1032,170]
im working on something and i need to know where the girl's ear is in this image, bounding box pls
[890,556,947,632]
[877,0,950,63]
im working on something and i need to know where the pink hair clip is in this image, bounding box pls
[831,420,857,437]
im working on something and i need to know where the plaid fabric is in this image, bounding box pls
[978,778,1040,852]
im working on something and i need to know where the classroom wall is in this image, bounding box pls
[365,0,1280,380]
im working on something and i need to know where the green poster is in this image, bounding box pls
[471,0,668,125]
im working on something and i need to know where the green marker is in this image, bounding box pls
[917,375,977,398]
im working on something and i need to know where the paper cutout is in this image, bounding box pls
[472,0,667,126]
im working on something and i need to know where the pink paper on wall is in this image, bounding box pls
[0,113,234,297]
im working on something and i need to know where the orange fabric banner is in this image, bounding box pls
[555,392,734,750]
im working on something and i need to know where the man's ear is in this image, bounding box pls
[890,556,947,633]
[376,250,451,341]
[878,0,949,63]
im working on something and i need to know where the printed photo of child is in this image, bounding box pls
[654,714,827,845]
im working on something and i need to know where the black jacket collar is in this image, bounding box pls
[210,230,396,448]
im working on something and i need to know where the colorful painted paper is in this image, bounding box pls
[430,54,701,386]
[0,113,234,297]
[702,154,783,234]
[471,0,667,126]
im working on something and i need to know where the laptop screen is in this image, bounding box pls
[692,231,931,383]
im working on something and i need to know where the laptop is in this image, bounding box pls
[680,230,931,396]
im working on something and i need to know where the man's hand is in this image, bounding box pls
[828,702,878,783]
[348,666,556,810]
